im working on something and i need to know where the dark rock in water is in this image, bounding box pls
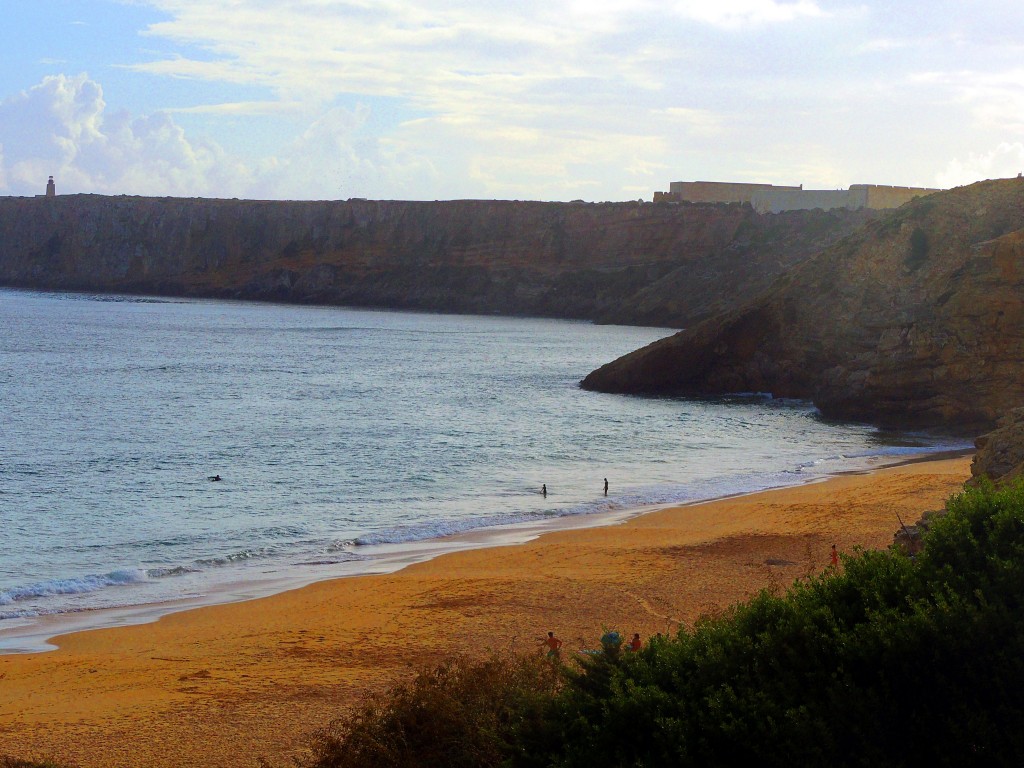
[582,177,1024,433]
[0,196,873,328]
[970,408,1024,486]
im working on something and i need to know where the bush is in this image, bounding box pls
[539,481,1024,768]
[303,481,1024,768]
[302,652,562,768]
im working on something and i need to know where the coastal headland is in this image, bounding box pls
[0,195,873,328]
[583,177,1024,433]
[0,456,970,768]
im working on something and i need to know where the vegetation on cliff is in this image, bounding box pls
[302,480,1024,768]
[583,177,1024,432]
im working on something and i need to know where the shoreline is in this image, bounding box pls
[0,447,969,656]
[0,455,972,767]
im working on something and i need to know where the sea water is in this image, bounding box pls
[0,289,968,651]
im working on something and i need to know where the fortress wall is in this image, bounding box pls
[857,184,940,209]
[658,180,941,212]
[751,188,855,214]
[668,181,798,204]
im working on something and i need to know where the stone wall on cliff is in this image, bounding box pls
[0,196,874,329]
[582,177,1024,433]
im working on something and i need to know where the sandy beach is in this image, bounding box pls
[0,456,970,768]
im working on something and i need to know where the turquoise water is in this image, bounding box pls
[0,289,967,650]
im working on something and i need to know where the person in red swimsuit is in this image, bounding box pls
[628,633,642,652]
[542,631,563,659]
[831,543,839,567]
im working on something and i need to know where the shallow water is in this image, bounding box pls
[0,289,967,649]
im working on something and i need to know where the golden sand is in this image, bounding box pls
[0,456,970,767]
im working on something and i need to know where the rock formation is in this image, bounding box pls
[582,177,1024,432]
[970,408,1024,485]
[0,195,874,328]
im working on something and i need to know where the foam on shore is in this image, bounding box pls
[0,446,969,655]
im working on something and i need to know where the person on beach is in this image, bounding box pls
[542,483,547,498]
[542,631,562,659]
[604,477,609,496]
[628,633,642,652]
[830,543,839,567]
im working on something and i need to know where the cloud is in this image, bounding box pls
[250,104,435,200]
[117,0,802,199]
[912,68,1024,135]
[5,2,1018,201]
[167,100,305,116]
[0,73,246,196]
[652,107,723,137]
[937,143,1024,188]
[0,73,441,200]
[669,0,824,27]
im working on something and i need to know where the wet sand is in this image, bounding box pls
[0,456,970,767]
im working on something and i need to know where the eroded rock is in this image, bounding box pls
[583,178,1024,432]
[970,408,1024,485]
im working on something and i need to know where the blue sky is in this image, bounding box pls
[1,0,1022,201]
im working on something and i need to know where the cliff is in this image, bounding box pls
[970,408,1024,485]
[0,196,874,328]
[582,177,1024,432]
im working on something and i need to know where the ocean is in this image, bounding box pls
[0,288,968,652]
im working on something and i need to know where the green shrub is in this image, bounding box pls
[538,481,1024,768]
[304,482,1024,768]
[302,652,562,768]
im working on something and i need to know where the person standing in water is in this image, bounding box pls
[542,483,547,498]
[604,477,608,496]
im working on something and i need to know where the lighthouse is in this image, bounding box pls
[45,176,55,197]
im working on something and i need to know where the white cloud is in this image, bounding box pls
[167,100,305,116]
[937,143,1024,188]
[0,74,246,196]
[853,37,915,54]
[4,1,1020,201]
[653,108,723,137]
[251,104,425,200]
[912,68,1024,135]
[0,73,442,200]
[117,0,787,199]
[669,0,824,27]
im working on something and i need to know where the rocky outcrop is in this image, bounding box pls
[0,196,874,328]
[970,408,1024,485]
[893,508,947,556]
[582,178,1024,432]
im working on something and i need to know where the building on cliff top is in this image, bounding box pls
[45,176,55,197]
[653,180,940,213]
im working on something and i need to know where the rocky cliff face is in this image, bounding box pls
[0,196,874,328]
[970,408,1024,485]
[582,178,1024,432]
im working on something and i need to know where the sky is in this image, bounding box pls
[1,0,1022,201]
